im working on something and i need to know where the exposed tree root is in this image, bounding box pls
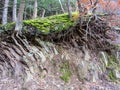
[11,33,26,55]
[15,32,30,52]
[27,15,115,51]
[0,15,120,89]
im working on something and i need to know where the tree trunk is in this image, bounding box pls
[77,0,82,14]
[42,9,45,18]
[58,0,65,13]
[15,0,25,31]
[32,0,38,19]
[12,0,17,22]
[92,0,98,14]
[66,0,72,18]
[2,0,9,25]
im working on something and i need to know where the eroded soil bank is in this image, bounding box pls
[0,15,120,90]
[0,36,120,90]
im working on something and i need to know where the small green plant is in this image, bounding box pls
[106,54,118,82]
[60,62,71,83]
[107,54,118,69]
[108,70,116,81]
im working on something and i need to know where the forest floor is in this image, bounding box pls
[0,75,120,90]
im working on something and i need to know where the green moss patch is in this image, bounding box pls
[0,13,77,34]
[0,13,108,35]
[104,53,120,81]
[107,54,119,69]
[0,22,15,31]
[24,13,74,34]
[101,52,120,81]
[60,62,71,83]
[108,70,117,81]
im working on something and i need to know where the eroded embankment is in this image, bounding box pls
[0,38,120,90]
[0,14,120,90]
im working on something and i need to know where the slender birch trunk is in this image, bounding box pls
[12,0,17,22]
[15,0,25,31]
[77,0,82,14]
[58,0,65,13]
[32,0,38,19]
[42,9,45,18]
[2,0,9,25]
[66,0,72,18]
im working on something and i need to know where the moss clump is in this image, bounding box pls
[108,70,116,81]
[23,13,75,34]
[101,52,119,81]
[60,62,71,83]
[105,53,119,81]
[0,22,15,31]
[0,13,77,34]
[107,54,118,69]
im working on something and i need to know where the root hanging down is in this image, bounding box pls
[0,14,120,90]
[28,15,115,51]
[11,32,29,55]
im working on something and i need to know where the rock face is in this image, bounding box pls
[0,38,120,90]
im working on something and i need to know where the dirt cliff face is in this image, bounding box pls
[0,14,120,90]
[0,37,120,90]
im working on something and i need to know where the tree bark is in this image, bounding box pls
[77,0,82,14]
[12,0,17,22]
[42,9,45,18]
[2,0,9,25]
[58,0,65,13]
[32,0,38,19]
[15,0,25,31]
[66,0,72,18]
